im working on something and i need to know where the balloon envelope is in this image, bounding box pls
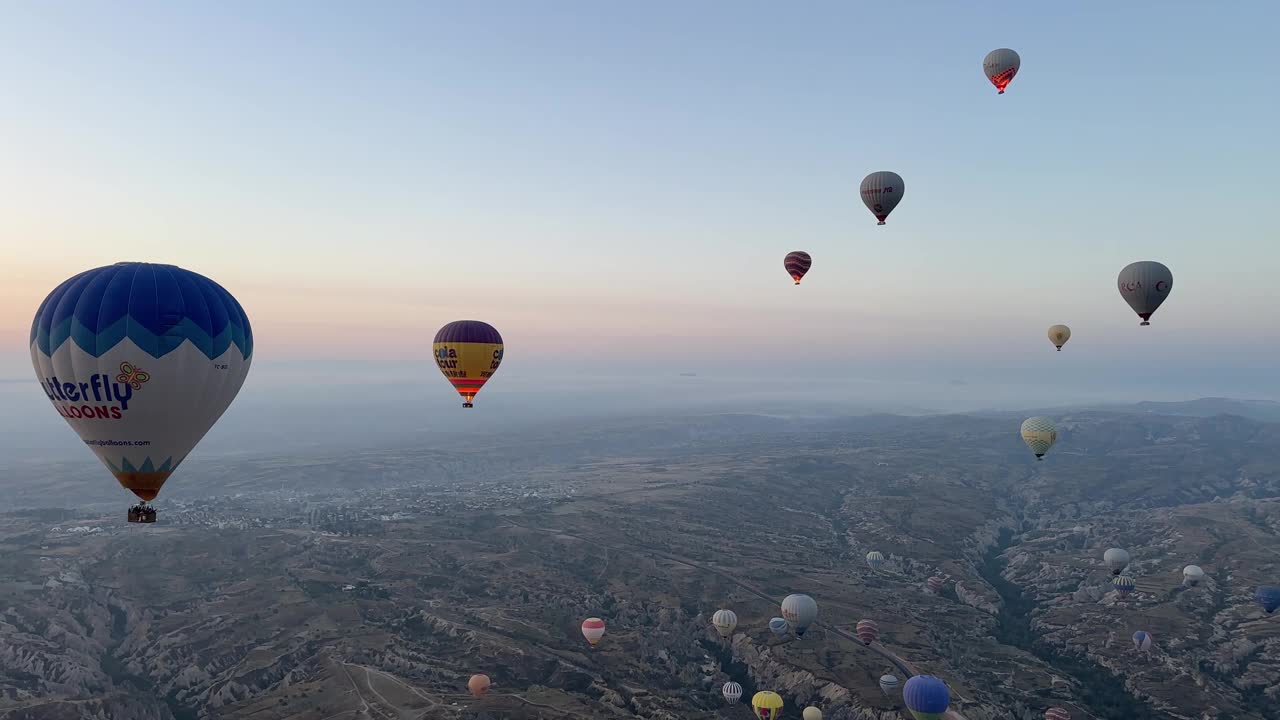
[751,691,784,720]
[434,320,503,407]
[1113,575,1136,597]
[712,609,738,638]
[927,576,945,594]
[784,251,812,285]
[1257,585,1280,613]
[879,674,900,696]
[903,675,951,720]
[1048,324,1071,350]
[866,550,885,570]
[30,262,253,502]
[781,594,818,635]
[860,171,905,225]
[1117,261,1173,326]
[803,708,823,720]
[1104,548,1131,575]
[1020,416,1058,459]
[855,619,879,645]
[1133,630,1153,651]
[581,617,606,646]
[467,674,490,698]
[768,617,789,636]
[983,48,1021,93]
[1045,708,1071,720]
[1183,565,1205,586]
[722,681,743,704]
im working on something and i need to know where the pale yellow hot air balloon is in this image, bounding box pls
[1020,417,1058,460]
[1047,325,1071,351]
[803,707,823,720]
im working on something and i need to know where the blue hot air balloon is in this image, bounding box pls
[903,675,950,720]
[768,617,789,636]
[1257,586,1280,614]
[1132,630,1153,652]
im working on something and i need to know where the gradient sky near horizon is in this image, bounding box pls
[2,2,1278,398]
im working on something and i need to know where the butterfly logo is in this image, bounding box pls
[116,362,151,390]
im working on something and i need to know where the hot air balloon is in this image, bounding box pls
[723,681,743,704]
[434,320,503,408]
[30,263,253,523]
[879,674,900,697]
[581,617,606,646]
[1133,630,1153,652]
[983,48,1021,94]
[751,691,784,720]
[855,619,879,645]
[768,617,789,636]
[467,674,491,698]
[1048,324,1071,351]
[781,594,818,637]
[1113,575,1136,598]
[1020,416,1058,460]
[784,251,813,285]
[1183,565,1205,587]
[1045,708,1071,720]
[903,675,951,720]
[712,609,738,638]
[1117,261,1173,326]
[860,171,905,225]
[1257,585,1280,614]
[803,707,823,720]
[926,576,946,594]
[1104,548,1130,576]
[866,550,885,571]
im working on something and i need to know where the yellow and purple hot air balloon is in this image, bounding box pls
[433,320,503,408]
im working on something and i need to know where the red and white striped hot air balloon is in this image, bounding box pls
[855,619,879,645]
[927,576,946,594]
[581,617,606,647]
[1045,708,1071,720]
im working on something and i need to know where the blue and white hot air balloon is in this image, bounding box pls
[866,550,886,571]
[903,675,950,720]
[1132,630,1153,652]
[30,263,252,521]
[1257,586,1280,614]
[768,617,789,636]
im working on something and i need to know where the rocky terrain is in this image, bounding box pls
[2,403,1279,719]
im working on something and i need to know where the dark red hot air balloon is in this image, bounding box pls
[855,619,879,645]
[784,251,812,285]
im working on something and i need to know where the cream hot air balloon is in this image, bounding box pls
[983,48,1021,94]
[30,262,253,523]
[781,593,818,636]
[711,609,738,638]
[1047,325,1071,351]
[1117,261,1173,326]
[581,617,606,646]
[1183,565,1205,587]
[879,674,900,697]
[803,707,823,720]
[860,171,904,225]
[1020,417,1058,460]
[1103,547,1130,576]
[722,681,743,704]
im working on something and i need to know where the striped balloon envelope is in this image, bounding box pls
[581,617,606,646]
[903,675,950,720]
[855,619,879,645]
[879,674,900,697]
[712,609,738,638]
[30,262,252,513]
[433,320,503,408]
[860,171,905,225]
[1113,575,1136,598]
[1045,708,1071,720]
[784,251,812,285]
[866,550,885,571]
[926,576,945,594]
[768,617,789,636]
[722,681,743,704]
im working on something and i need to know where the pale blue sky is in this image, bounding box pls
[1,1,1277,396]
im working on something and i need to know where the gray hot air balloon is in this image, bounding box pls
[1047,324,1071,351]
[1103,547,1130,576]
[1117,261,1173,326]
[781,593,818,636]
[1183,565,1205,587]
[860,171,904,225]
[879,674,900,698]
[983,48,1021,94]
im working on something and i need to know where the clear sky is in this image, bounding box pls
[2,1,1278,401]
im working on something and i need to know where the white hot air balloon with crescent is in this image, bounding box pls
[860,171,905,225]
[1020,417,1058,460]
[1117,261,1173,326]
[983,48,1021,94]
[30,262,253,523]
